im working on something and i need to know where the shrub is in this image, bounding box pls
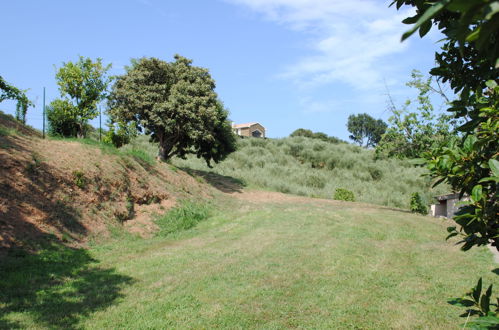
[304,174,326,189]
[46,99,80,137]
[410,192,427,215]
[334,188,355,202]
[103,121,137,148]
[368,166,383,181]
[72,170,87,189]
[155,201,211,237]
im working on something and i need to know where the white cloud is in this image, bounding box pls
[225,0,414,91]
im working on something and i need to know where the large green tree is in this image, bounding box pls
[54,56,111,138]
[107,54,237,165]
[0,75,33,124]
[392,0,498,325]
[347,113,387,147]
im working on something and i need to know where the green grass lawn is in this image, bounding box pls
[1,192,496,329]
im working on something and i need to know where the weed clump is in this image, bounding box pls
[155,201,211,237]
[72,170,87,189]
[410,192,427,215]
[334,188,355,202]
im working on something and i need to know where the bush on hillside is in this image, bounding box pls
[410,192,427,215]
[155,201,211,237]
[46,99,80,137]
[334,188,355,202]
[103,121,138,148]
[290,128,344,144]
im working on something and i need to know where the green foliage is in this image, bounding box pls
[290,128,345,144]
[376,70,458,159]
[393,0,499,68]
[347,113,387,148]
[122,148,155,166]
[155,201,211,237]
[103,120,138,148]
[448,277,499,328]
[54,56,111,138]
[0,75,33,124]
[108,55,237,165]
[410,192,427,214]
[393,1,499,326]
[46,99,80,137]
[72,170,87,189]
[333,188,355,202]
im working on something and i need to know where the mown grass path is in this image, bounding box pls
[3,191,497,328]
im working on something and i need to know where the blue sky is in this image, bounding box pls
[1,0,444,140]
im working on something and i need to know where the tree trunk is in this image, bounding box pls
[157,144,168,161]
[156,132,173,161]
[77,122,85,139]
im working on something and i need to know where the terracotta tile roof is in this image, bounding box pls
[232,122,261,129]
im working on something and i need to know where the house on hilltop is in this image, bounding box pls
[232,122,266,138]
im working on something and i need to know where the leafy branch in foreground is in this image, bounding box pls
[392,0,498,327]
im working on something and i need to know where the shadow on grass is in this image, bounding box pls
[179,168,246,194]
[0,244,134,329]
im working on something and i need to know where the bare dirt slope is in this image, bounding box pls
[0,113,215,254]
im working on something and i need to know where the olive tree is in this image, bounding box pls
[108,54,237,165]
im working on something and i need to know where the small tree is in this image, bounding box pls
[347,113,387,147]
[54,56,111,138]
[376,70,458,159]
[108,55,237,165]
[0,75,33,124]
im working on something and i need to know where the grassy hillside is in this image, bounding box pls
[167,136,448,209]
[0,111,214,253]
[1,191,495,328]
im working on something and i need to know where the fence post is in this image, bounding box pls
[42,87,45,139]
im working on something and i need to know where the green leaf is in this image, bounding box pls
[485,2,499,20]
[466,315,499,327]
[480,284,493,314]
[473,278,483,303]
[446,232,458,240]
[401,0,451,41]
[448,298,475,307]
[471,185,483,203]
[419,20,432,37]
[478,176,499,183]
[489,159,499,177]
[463,135,477,152]
[485,80,498,89]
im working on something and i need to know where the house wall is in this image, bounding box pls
[249,124,265,138]
[239,127,251,137]
[430,202,447,217]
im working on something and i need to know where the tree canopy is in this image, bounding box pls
[54,56,111,138]
[107,54,237,165]
[346,113,387,148]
